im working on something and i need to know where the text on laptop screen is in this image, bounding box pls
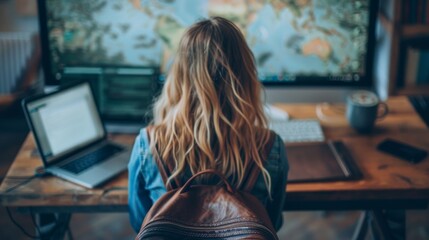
[27,83,104,162]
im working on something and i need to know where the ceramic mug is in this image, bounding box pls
[346,90,388,133]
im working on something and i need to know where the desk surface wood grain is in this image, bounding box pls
[1,96,429,211]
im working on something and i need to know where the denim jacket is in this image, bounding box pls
[128,128,289,232]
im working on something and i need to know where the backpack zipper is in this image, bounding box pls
[138,220,278,239]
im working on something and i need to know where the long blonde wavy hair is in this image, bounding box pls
[150,17,272,193]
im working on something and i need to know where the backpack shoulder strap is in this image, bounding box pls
[145,125,179,190]
[243,130,276,192]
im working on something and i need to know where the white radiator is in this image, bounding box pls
[0,32,35,94]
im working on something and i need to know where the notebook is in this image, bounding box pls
[286,141,362,183]
[22,82,130,188]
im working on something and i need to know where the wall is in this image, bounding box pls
[0,0,38,33]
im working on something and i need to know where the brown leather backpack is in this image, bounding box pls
[136,128,278,239]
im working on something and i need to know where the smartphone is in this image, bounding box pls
[377,138,428,164]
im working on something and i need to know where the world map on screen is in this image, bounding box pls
[47,0,369,81]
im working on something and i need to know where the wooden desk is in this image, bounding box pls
[275,97,429,210]
[1,96,429,213]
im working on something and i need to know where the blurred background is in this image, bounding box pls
[0,0,428,239]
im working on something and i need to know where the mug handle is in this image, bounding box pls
[377,102,389,119]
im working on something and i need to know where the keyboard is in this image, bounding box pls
[409,95,429,128]
[61,144,123,174]
[269,119,325,143]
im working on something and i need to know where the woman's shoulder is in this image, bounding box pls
[255,127,283,155]
[268,131,284,155]
[134,127,151,152]
[260,129,287,171]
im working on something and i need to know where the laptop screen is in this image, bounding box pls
[26,83,105,163]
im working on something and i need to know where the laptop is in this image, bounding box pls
[22,82,131,188]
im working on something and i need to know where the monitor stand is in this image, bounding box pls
[263,87,357,104]
[107,106,291,133]
[105,122,145,134]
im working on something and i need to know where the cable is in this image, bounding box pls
[4,167,50,193]
[30,208,41,237]
[7,207,64,240]
[4,175,38,193]
[67,221,74,240]
[6,207,39,239]
[4,176,38,179]
[4,168,56,239]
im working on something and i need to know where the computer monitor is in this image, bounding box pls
[38,1,379,116]
[38,0,377,85]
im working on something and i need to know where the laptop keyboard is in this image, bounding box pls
[60,144,123,174]
[409,95,429,128]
